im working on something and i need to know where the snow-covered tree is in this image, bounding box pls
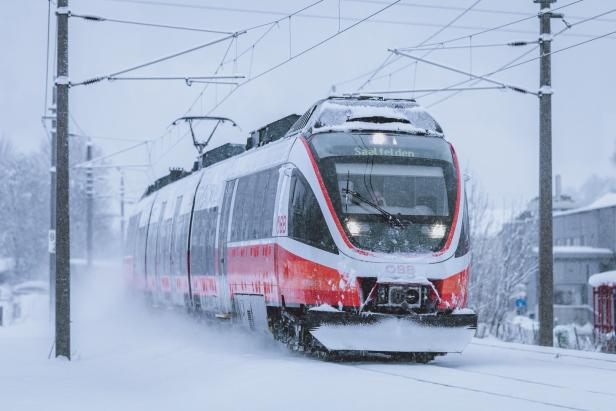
[467,181,537,336]
[0,135,116,283]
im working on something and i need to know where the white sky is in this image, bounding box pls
[2,0,615,208]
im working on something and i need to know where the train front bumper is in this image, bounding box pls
[305,310,477,353]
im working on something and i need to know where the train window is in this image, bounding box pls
[176,213,190,277]
[169,196,183,276]
[230,168,279,242]
[155,201,167,278]
[288,170,337,253]
[190,207,218,276]
[455,192,470,257]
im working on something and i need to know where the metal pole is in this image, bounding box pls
[536,0,555,347]
[120,171,125,251]
[55,0,71,360]
[86,139,93,270]
[49,88,57,323]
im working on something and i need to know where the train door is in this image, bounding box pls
[216,179,237,314]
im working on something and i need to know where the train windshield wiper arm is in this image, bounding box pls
[341,188,404,227]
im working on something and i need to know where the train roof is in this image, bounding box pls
[285,95,444,138]
[143,95,444,198]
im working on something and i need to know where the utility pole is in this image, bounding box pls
[55,0,71,360]
[535,0,558,347]
[48,88,57,323]
[86,139,93,270]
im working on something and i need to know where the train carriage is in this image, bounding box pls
[124,96,477,360]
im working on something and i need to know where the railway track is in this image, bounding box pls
[344,363,588,411]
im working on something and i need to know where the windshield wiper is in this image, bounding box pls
[341,188,404,228]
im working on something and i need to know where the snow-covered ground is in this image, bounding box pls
[1,270,615,411]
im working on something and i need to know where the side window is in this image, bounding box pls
[155,202,167,277]
[455,192,470,257]
[190,207,218,276]
[230,168,280,242]
[170,196,183,276]
[288,170,337,253]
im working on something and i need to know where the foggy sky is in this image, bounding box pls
[2,0,615,210]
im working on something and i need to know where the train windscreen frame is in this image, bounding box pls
[308,132,457,254]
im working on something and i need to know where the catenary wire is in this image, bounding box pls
[399,0,584,50]
[204,0,405,116]
[69,12,235,35]
[422,7,616,107]
[348,0,616,24]
[105,0,604,41]
[356,0,483,91]
[71,32,242,87]
[335,0,586,90]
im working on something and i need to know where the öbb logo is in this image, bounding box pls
[385,264,415,276]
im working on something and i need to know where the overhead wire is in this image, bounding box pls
[398,0,584,50]
[348,0,616,24]
[487,27,616,74]
[390,49,537,95]
[421,6,616,107]
[400,40,538,51]
[71,32,243,87]
[105,0,614,49]
[204,0,405,116]
[69,12,235,35]
[356,0,483,91]
[335,0,587,90]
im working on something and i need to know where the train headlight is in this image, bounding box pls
[346,220,362,236]
[422,223,446,239]
[371,132,386,145]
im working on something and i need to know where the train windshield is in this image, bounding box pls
[309,132,458,254]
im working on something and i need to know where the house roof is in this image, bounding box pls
[532,246,613,257]
[555,192,616,217]
[589,271,616,287]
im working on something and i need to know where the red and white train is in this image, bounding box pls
[124,96,477,361]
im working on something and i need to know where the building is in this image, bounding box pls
[526,191,616,325]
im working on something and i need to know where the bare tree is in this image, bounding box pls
[0,135,116,283]
[467,180,538,336]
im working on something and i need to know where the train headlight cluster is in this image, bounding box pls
[346,220,363,236]
[422,223,446,239]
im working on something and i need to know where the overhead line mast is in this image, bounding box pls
[55,0,71,360]
[536,0,559,348]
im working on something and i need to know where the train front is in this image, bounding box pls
[296,97,477,356]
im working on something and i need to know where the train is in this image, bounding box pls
[124,95,477,361]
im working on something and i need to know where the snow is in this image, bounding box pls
[308,304,340,312]
[2,266,616,410]
[589,270,616,287]
[312,98,443,136]
[554,245,613,255]
[453,308,475,315]
[0,257,15,273]
[310,318,475,352]
[315,121,430,135]
[532,245,613,256]
[555,192,616,216]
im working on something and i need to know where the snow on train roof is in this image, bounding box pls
[589,271,616,287]
[311,98,443,136]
